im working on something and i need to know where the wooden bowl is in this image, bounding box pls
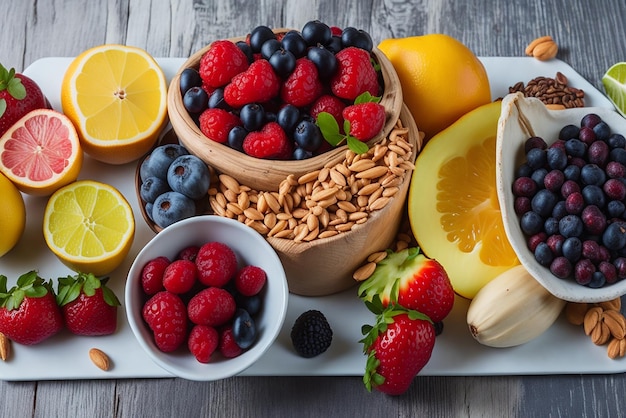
[167,28,403,192]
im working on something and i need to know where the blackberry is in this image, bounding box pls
[290,310,333,358]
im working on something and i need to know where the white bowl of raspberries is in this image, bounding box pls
[497,93,626,303]
[125,215,289,380]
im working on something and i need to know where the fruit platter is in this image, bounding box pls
[2,23,626,390]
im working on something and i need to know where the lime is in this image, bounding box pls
[602,62,626,117]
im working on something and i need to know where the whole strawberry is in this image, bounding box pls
[358,247,454,323]
[0,271,63,345]
[0,64,49,137]
[361,301,435,396]
[57,273,120,336]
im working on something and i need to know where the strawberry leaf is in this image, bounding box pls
[102,285,121,307]
[0,275,7,294]
[0,99,6,119]
[354,91,381,105]
[7,77,25,100]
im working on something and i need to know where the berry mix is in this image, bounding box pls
[140,241,267,363]
[179,20,386,160]
[512,113,626,288]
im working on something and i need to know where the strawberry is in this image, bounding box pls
[358,247,454,323]
[280,58,323,107]
[199,40,249,88]
[224,59,281,107]
[342,102,385,142]
[0,271,63,345]
[242,122,292,159]
[142,291,188,352]
[199,107,242,143]
[361,301,435,396]
[330,47,379,101]
[57,273,120,336]
[0,64,49,137]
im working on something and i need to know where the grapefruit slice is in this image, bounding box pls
[0,108,83,196]
[408,101,519,299]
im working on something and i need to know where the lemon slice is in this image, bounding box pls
[0,172,25,257]
[43,180,135,276]
[61,44,167,165]
[408,101,519,299]
[602,62,626,117]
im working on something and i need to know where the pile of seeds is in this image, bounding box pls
[208,118,419,242]
[508,72,585,109]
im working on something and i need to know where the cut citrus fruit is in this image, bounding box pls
[408,101,519,299]
[602,62,626,118]
[61,44,167,165]
[0,171,26,257]
[0,108,83,196]
[43,180,135,276]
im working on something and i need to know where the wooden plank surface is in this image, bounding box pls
[1,0,626,416]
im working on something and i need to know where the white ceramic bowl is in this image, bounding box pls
[125,215,289,380]
[497,92,626,303]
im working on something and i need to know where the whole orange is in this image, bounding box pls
[378,34,491,140]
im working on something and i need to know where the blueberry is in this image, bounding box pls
[240,103,266,131]
[235,41,254,64]
[515,163,533,178]
[582,184,605,208]
[589,271,607,288]
[610,148,626,165]
[552,200,567,219]
[340,26,374,51]
[235,293,262,316]
[526,148,547,169]
[307,46,337,79]
[249,25,276,53]
[559,124,580,141]
[593,121,611,140]
[559,214,583,238]
[544,217,560,235]
[326,35,343,53]
[232,308,257,349]
[562,237,582,263]
[524,136,548,152]
[145,202,154,221]
[563,164,580,181]
[293,147,313,160]
[140,176,171,203]
[564,138,586,158]
[269,49,296,78]
[608,200,625,218]
[152,191,196,229]
[531,189,558,217]
[281,31,308,58]
[534,242,554,266]
[228,126,247,152]
[208,88,228,110]
[547,147,567,170]
[301,20,332,46]
[261,38,282,60]
[581,113,602,129]
[179,68,202,96]
[608,133,626,149]
[167,155,211,200]
[183,86,208,114]
[140,144,189,182]
[602,221,626,251]
[277,104,300,135]
[531,168,548,187]
[520,210,543,235]
[293,120,323,152]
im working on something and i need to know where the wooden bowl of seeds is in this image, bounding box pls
[167,28,403,192]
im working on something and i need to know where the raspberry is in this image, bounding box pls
[330,47,379,100]
[219,326,243,358]
[224,59,281,107]
[187,287,236,327]
[142,291,188,352]
[235,265,267,296]
[199,40,249,88]
[188,324,219,363]
[310,94,346,131]
[162,259,197,294]
[195,241,238,287]
[140,256,170,296]
[242,122,292,159]
[199,108,242,144]
[290,310,333,358]
[177,245,200,262]
[280,58,323,107]
[342,102,385,141]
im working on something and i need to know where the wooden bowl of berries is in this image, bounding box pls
[167,21,403,192]
[497,92,626,303]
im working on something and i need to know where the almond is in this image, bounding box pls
[89,348,111,371]
[0,332,11,361]
[525,36,558,61]
[564,302,589,326]
[603,310,626,340]
[608,337,626,359]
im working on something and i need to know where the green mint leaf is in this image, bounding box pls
[317,112,345,146]
[347,136,369,154]
[7,77,26,100]
[0,99,6,118]
[354,91,381,105]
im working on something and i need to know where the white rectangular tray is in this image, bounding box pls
[0,56,622,381]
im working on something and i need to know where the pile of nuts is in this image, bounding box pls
[565,298,626,359]
[208,118,418,242]
[508,72,585,110]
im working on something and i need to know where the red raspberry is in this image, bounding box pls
[330,26,343,36]
[342,102,386,141]
[177,245,200,262]
[310,94,346,132]
[187,287,236,327]
[199,108,242,144]
[224,59,281,107]
[235,265,267,296]
[188,324,219,363]
[330,47,379,100]
[162,259,197,294]
[141,256,170,296]
[219,326,243,358]
[280,58,323,107]
[142,291,188,352]
[195,241,238,287]
[199,40,249,88]
[242,122,292,159]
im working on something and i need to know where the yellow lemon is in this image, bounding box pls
[0,172,26,257]
[43,180,135,276]
[378,34,491,141]
[61,44,167,165]
[408,101,519,299]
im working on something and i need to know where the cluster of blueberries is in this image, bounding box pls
[513,114,626,288]
[139,143,210,229]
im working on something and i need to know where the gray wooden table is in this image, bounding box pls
[2,0,626,416]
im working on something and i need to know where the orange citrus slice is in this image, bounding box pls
[408,101,519,299]
[43,180,135,276]
[61,44,167,165]
[0,108,83,196]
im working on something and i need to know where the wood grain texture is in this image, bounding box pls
[1,0,626,416]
